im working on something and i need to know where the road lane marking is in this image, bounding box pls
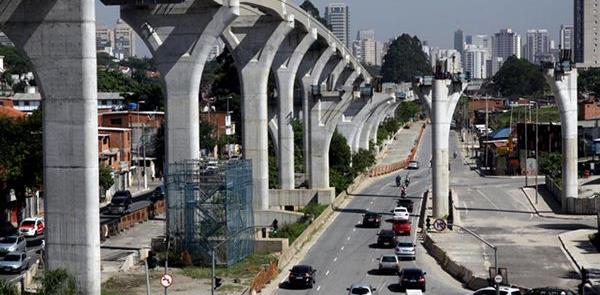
[334,257,337,262]
[325,270,330,276]
[341,246,344,251]
[347,236,350,241]
[317,285,321,291]
[353,228,356,232]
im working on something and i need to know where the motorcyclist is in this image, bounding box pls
[395,174,402,187]
[404,174,410,186]
[453,151,458,159]
[400,185,407,198]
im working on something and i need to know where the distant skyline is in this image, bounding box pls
[95,0,572,56]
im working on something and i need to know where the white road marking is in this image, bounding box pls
[317,285,321,291]
[347,236,350,241]
[325,270,330,276]
[353,228,356,232]
[334,257,338,262]
[341,246,344,251]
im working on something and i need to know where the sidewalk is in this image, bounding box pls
[380,121,422,165]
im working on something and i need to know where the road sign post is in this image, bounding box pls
[160,274,173,289]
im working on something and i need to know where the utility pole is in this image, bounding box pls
[485,96,489,172]
[535,101,539,204]
[525,105,529,187]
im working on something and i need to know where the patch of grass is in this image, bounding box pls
[102,273,160,295]
[299,203,328,218]
[182,253,277,280]
[271,222,309,244]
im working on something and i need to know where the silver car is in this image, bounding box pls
[378,254,399,272]
[347,284,377,295]
[0,236,27,254]
[0,252,29,273]
[395,241,416,260]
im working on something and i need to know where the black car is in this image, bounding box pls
[107,190,133,215]
[526,288,576,295]
[396,199,414,212]
[362,212,382,227]
[377,229,396,247]
[398,268,426,292]
[288,265,316,288]
[151,185,165,201]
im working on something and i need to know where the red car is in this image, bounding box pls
[19,217,44,237]
[392,220,411,236]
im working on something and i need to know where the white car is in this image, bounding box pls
[347,284,377,295]
[408,161,419,169]
[467,286,522,295]
[19,217,44,237]
[392,207,410,220]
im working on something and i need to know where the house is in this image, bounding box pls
[11,91,126,113]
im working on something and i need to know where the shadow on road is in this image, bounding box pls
[387,283,404,293]
[333,208,367,214]
[535,223,594,231]
[368,243,394,249]
[367,269,397,276]
[278,282,312,290]
[454,207,534,215]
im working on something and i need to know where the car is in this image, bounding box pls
[377,229,396,247]
[525,288,575,295]
[396,199,414,212]
[392,207,410,220]
[108,190,133,215]
[0,252,29,273]
[362,212,382,227]
[398,268,426,292]
[377,254,399,273]
[392,220,412,236]
[287,265,316,288]
[0,236,26,254]
[347,284,377,295]
[470,286,523,295]
[19,217,44,237]
[151,185,165,201]
[395,240,416,260]
[408,161,419,169]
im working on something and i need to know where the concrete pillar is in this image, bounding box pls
[3,0,99,292]
[544,68,578,210]
[121,1,239,234]
[415,78,467,218]
[328,54,350,91]
[358,100,394,150]
[370,101,401,144]
[223,14,294,210]
[271,28,317,189]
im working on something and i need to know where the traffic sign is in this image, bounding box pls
[433,219,447,231]
[494,274,503,284]
[161,274,173,288]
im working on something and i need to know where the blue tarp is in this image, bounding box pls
[490,127,511,140]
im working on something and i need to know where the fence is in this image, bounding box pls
[250,262,278,293]
[368,123,426,177]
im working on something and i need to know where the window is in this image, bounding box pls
[110,118,122,125]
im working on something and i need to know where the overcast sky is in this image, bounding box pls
[95,0,572,56]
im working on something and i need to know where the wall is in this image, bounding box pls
[580,100,600,120]
[268,188,335,209]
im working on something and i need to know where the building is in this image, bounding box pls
[575,0,600,66]
[325,3,350,48]
[465,35,473,45]
[454,29,464,55]
[96,24,115,56]
[430,49,462,73]
[113,20,135,60]
[492,28,521,60]
[11,91,126,113]
[472,34,492,53]
[463,45,488,79]
[353,30,381,66]
[524,29,550,64]
[560,24,574,51]
[98,126,134,190]
[487,56,504,77]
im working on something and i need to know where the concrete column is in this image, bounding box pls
[272,28,317,189]
[370,101,401,144]
[223,14,294,210]
[3,0,99,292]
[121,1,239,235]
[358,100,394,150]
[544,68,578,210]
[328,54,349,91]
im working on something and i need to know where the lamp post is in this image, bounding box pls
[136,101,146,191]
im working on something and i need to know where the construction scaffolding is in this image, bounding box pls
[165,159,254,265]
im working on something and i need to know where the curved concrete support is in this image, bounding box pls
[3,0,100,292]
[222,11,294,210]
[544,68,578,209]
[271,27,317,189]
[358,100,395,150]
[328,54,349,91]
[369,101,401,144]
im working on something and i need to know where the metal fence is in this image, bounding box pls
[165,159,254,265]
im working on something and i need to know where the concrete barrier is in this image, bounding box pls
[268,188,335,209]
[255,238,289,254]
[368,123,426,177]
[546,175,600,215]
[254,210,304,227]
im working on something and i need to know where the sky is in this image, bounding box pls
[95,0,572,57]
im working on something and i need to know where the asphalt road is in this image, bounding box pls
[276,126,470,294]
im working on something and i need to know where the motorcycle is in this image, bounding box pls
[395,175,402,187]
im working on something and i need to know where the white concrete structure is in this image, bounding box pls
[543,65,579,212]
[414,75,467,218]
[325,3,349,48]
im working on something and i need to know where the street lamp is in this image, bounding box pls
[136,101,146,191]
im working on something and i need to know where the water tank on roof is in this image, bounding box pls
[128,103,138,110]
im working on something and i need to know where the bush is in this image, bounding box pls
[352,148,376,174]
[0,280,18,295]
[271,222,309,244]
[299,202,328,218]
[40,269,79,295]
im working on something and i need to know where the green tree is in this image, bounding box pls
[381,34,431,82]
[40,269,79,295]
[152,124,165,178]
[540,153,562,182]
[99,165,114,192]
[578,68,600,94]
[352,148,376,174]
[492,56,548,97]
[299,0,329,27]
[292,119,305,174]
[396,101,420,123]
[329,131,353,193]
[97,52,117,68]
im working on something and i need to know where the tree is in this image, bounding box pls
[152,124,165,178]
[99,165,114,193]
[396,101,420,123]
[329,131,353,193]
[352,148,376,174]
[40,269,79,295]
[540,153,562,182]
[578,68,600,95]
[492,56,548,97]
[381,34,431,83]
[299,0,329,27]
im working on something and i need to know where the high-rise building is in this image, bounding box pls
[464,44,488,79]
[492,28,521,60]
[96,24,115,56]
[560,25,574,50]
[524,29,550,64]
[325,3,350,48]
[431,49,462,73]
[353,30,381,66]
[113,20,136,60]
[473,34,492,53]
[575,0,600,66]
[454,29,464,54]
[375,41,384,66]
[465,35,473,45]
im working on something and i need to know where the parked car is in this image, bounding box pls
[0,252,29,273]
[287,265,316,288]
[395,240,416,260]
[378,254,399,273]
[408,161,419,169]
[392,207,410,220]
[108,190,133,215]
[0,236,26,254]
[396,199,414,212]
[19,217,44,237]
[151,185,165,201]
[525,288,575,295]
[469,286,523,295]
[362,212,382,227]
[347,284,377,295]
[392,220,412,236]
[377,229,396,247]
[398,268,426,292]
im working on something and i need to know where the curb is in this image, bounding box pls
[558,233,583,277]
[520,187,587,220]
